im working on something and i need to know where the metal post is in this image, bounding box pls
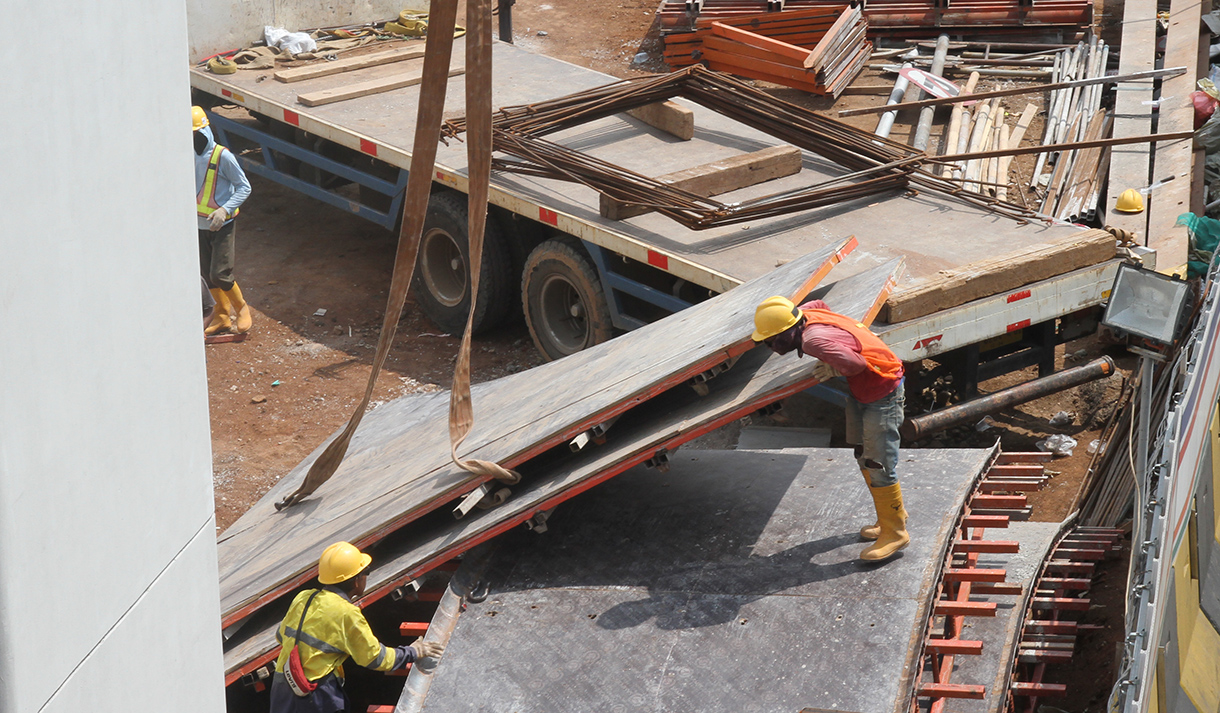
[497,0,514,43]
[1137,356,1152,490]
[912,35,950,151]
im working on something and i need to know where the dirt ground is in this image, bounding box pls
[209,2,1129,708]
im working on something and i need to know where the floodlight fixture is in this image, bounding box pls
[1100,262,1190,348]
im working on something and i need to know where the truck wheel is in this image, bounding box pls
[522,239,614,361]
[412,191,513,335]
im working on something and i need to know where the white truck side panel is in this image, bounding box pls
[0,1,224,711]
[186,0,428,62]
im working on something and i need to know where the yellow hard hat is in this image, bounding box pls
[1115,188,1144,214]
[752,295,802,342]
[318,541,372,584]
[191,106,209,132]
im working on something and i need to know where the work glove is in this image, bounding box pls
[812,362,841,382]
[208,207,229,231]
[411,637,445,660]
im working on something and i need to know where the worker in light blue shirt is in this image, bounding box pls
[193,105,253,335]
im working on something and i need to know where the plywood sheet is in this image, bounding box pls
[422,446,994,713]
[217,241,852,624]
[219,257,902,675]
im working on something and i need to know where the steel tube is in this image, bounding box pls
[875,60,915,139]
[901,357,1116,440]
[912,34,950,150]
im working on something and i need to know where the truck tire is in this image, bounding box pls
[522,239,615,361]
[412,191,514,335]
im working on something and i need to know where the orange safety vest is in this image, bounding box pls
[800,307,903,381]
[196,144,240,219]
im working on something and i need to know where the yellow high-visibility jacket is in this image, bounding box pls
[274,586,399,681]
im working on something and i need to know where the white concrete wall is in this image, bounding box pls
[0,0,224,711]
[186,0,428,62]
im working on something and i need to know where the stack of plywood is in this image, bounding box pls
[665,6,870,97]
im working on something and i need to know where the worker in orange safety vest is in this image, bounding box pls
[270,542,445,713]
[753,295,909,562]
[192,105,253,335]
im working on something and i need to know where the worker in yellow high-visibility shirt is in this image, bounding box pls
[192,105,253,335]
[269,542,444,712]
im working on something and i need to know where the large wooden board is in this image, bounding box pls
[220,257,903,678]
[1104,0,1156,238]
[274,45,426,83]
[1145,0,1205,268]
[881,228,1115,323]
[297,64,466,107]
[217,241,854,626]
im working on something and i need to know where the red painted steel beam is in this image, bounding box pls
[1038,577,1093,590]
[1018,650,1075,664]
[1011,682,1068,696]
[962,514,1009,528]
[1031,597,1091,611]
[971,583,1023,596]
[979,481,1043,493]
[1023,620,1079,634]
[987,464,1046,476]
[1044,560,1095,573]
[935,600,998,617]
[944,568,1008,583]
[920,683,987,699]
[971,495,1027,509]
[927,639,985,655]
[953,540,1021,554]
[996,452,1055,463]
[399,622,430,636]
[1053,547,1106,560]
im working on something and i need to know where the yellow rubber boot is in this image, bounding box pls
[859,468,880,541]
[224,283,253,333]
[860,483,909,561]
[205,288,232,335]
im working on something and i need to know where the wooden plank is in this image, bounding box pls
[1031,596,1091,610]
[881,228,1115,323]
[971,582,1023,595]
[625,101,696,141]
[837,67,1189,117]
[274,45,426,83]
[1024,620,1079,634]
[600,145,804,220]
[297,65,466,107]
[1011,682,1068,696]
[1145,0,1204,266]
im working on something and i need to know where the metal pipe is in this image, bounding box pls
[396,544,495,713]
[900,356,1116,440]
[912,34,950,151]
[497,0,514,43]
[875,56,916,139]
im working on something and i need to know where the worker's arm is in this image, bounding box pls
[801,323,868,377]
[217,149,252,215]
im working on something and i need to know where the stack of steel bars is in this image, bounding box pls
[443,66,1034,229]
[657,0,1093,38]
[1030,37,1111,222]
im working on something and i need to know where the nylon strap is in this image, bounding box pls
[276,0,516,509]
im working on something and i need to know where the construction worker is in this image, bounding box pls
[752,296,909,562]
[269,542,445,712]
[192,105,253,335]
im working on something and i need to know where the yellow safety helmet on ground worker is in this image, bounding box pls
[191,105,209,131]
[1115,188,1144,214]
[318,542,372,584]
[752,295,803,342]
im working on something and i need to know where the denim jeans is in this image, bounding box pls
[844,379,904,488]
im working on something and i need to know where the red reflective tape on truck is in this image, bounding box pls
[284,109,300,127]
[539,208,559,226]
[1007,290,1031,303]
[359,139,378,156]
[436,171,445,180]
[914,335,943,351]
[647,250,669,270]
[1007,319,1031,332]
[221,89,232,97]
